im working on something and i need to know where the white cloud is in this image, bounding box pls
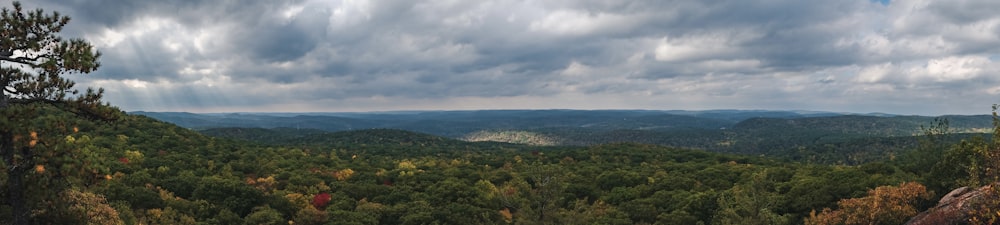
[922,56,989,82]
[529,10,632,36]
[121,79,150,89]
[654,35,730,62]
[856,63,893,83]
[653,30,759,62]
[559,61,592,77]
[328,0,374,27]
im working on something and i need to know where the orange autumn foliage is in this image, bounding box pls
[29,131,37,147]
[805,182,932,225]
[246,175,277,192]
[499,208,513,224]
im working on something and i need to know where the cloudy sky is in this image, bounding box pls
[11,0,1000,115]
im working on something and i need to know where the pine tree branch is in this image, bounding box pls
[0,55,41,67]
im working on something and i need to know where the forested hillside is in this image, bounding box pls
[181,111,993,165]
[10,105,1000,224]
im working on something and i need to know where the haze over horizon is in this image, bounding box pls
[15,0,1000,115]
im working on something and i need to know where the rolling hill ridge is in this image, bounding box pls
[137,110,994,164]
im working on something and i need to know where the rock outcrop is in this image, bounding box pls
[905,185,989,225]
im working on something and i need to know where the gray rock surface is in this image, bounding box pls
[905,185,988,225]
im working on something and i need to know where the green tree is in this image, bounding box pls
[714,170,791,225]
[293,206,329,225]
[899,118,950,176]
[0,1,116,224]
[926,137,984,194]
[526,163,566,222]
[191,177,265,216]
[243,206,285,225]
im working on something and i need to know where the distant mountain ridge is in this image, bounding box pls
[132,109,870,131]
[132,109,990,135]
[133,109,994,164]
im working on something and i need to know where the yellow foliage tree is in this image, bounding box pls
[137,208,196,225]
[398,160,417,170]
[285,193,311,209]
[333,168,355,181]
[247,175,277,193]
[62,189,124,225]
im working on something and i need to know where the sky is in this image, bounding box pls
[8,0,1000,115]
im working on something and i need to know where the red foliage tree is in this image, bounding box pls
[312,193,331,209]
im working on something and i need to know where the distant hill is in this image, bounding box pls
[132,109,849,134]
[135,110,994,164]
[198,127,331,144]
[733,115,992,136]
[204,128,461,147]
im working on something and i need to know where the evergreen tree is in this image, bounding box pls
[0,1,117,224]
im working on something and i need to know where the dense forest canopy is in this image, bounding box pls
[6,109,1000,224]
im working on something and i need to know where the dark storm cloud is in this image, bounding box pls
[5,0,1000,114]
[234,13,327,63]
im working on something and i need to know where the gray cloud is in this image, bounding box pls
[5,0,1000,115]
